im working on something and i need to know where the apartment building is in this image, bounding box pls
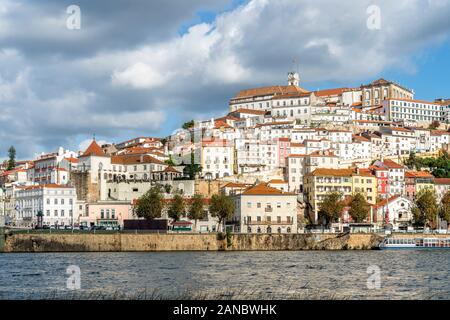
[233,183,298,234]
[14,184,77,228]
[304,168,377,223]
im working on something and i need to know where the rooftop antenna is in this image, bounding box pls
[292,58,300,74]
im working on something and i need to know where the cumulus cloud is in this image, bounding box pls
[0,0,449,159]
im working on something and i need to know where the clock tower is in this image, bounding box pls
[287,71,300,86]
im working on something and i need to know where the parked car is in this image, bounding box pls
[91,225,106,231]
[79,225,90,231]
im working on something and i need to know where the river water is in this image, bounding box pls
[0,250,449,300]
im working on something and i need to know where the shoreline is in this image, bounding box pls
[2,230,449,253]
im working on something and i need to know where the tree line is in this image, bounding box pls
[318,189,450,229]
[404,151,450,178]
[134,185,235,231]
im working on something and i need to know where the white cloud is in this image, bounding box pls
[0,0,449,158]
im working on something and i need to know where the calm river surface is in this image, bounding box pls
[1,251,449,300]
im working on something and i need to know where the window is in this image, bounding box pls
[277,216,281,223]
[106,209,110,219]
[247,202,252,208]
[257,216,261,222]
[101,209,105,219]
[54,198,58,205]
[46,198,50,205]
[61,210,65,217]
[257,202,261,208]
[54,210,58,217]
[111,209,115,219]
[277,202,281,208]
[61,199,64,205]
[46,210,50,216]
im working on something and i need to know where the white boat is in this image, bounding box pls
[379,237,450,249]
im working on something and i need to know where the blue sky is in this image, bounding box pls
[0,0,449,160]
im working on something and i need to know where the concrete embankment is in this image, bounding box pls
[1,231,385,252]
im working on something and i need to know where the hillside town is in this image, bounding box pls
[1,72,450,233]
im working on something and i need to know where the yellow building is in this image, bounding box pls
[304,168,377,223]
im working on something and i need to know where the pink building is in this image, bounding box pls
[79,201,133,229]
[277,137,291,168]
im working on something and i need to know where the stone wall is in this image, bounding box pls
[2,232,384,253]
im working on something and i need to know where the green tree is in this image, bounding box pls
[429,120,440,130]
[413,189,439,229]
[163,184,172,194]
[188,194,205,231]
[7,146,16,170]
[168,193,185,222]
[440,190,450,223]
[182,120,195,130]
[209,193,235,232]
[164,155,176,166]
[318,192,344,227]
[183,152,202,180]
[135,186,164,220]
[348,193,370,223]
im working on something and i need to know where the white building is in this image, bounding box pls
[14,184,77,228]
[233,183,298,234]
[201,138,234,179]
[384,99,446,125]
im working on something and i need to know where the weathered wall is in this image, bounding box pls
[0,228,5,252]
[2,232,384,253]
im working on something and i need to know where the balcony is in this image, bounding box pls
[246,220,293,225]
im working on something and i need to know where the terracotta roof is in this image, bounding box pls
[223,182,252,188]
[111,154,165,165]
[163,166,181,173]
[405,171,434,178]
[242,183,295,196]
[312,168,354,177]
[214,120,233,129]
[353,135,370,142]
[65,157,79,163]
[19,184,73,190]
[233,108,267,115]
[290,143,305,148]
[233,85,309,99]
[268,179,286,184]
[81,140,106,157]
[271,92,311,100]
[373,195,401,209]
[382,159,404,169]
[314,88,349,97]
[434,178,450,185]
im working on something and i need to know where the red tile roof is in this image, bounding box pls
[242,183,295,195]
[81,140,106,157]
[233,85,309,99]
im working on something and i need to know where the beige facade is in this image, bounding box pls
[233,183,298,234]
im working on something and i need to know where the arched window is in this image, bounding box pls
[365,91,371,100]
[277,227,282,234]
[267,226,272,234]
[383,88,388,99]
[247,226,252,233]
[287,227,291,233]
[257,227,261,233]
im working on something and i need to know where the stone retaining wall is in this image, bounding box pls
[1,232,386,252]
